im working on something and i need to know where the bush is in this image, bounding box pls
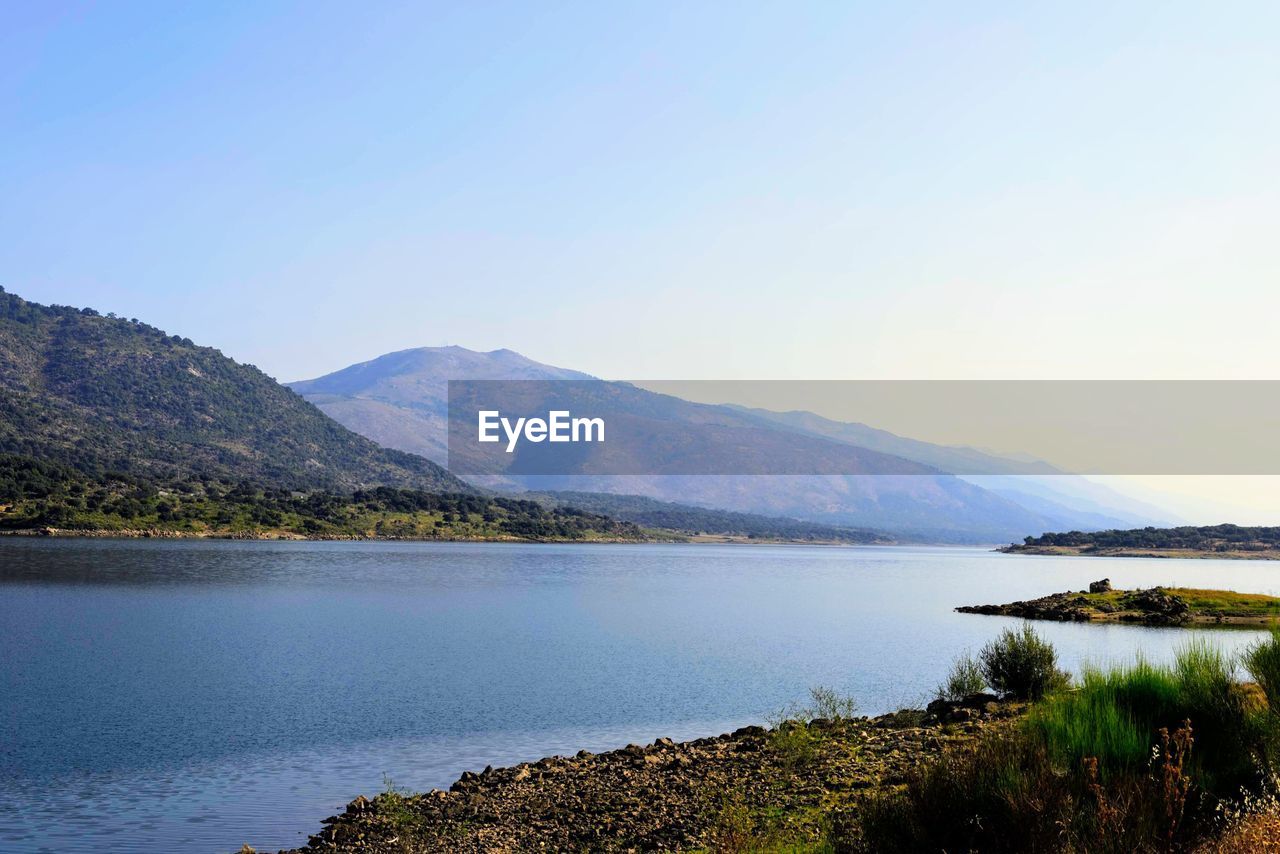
[807,685,858,721]
[853,635,1277,853]
[936,651,987,701]
[765,686,858,771]
[979,624,1070,700]
[767,720,819,769]
[1244,627,1280,711]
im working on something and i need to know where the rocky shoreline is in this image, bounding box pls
[275,698,1020,853]
[0,526,650,544]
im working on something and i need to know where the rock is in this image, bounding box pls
[1119,588,1190,624]
[1089,578,1113,593]
[958,592,1094,622]
[925,693,1001,724]
[287,701,1009,854]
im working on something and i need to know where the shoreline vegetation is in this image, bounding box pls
[1001,524,1280,561]
[0,455,649,543]
[0,455,892,546]
[273,626,1280,853]
[959,582,1280,627]
[279,701,1016,854]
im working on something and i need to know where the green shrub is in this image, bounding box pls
[979,623,1070,700]
[1244,627,1280,711]
[935,651,987,701]
[849,717,1208,850]
[854,635,1278,852]
[1030,642,1254,793]
[768,719,819,768]
[852,726,1204,853]
[806,685,858,721]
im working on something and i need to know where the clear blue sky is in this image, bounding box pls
[3,1,1278,384]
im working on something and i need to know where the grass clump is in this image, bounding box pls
[854,729,1163,853]
[703,795,835,854]
[1031,641,1254,791]
[851,633,1280,853]
[765,686,858,769]
[979,623,1071,700]
[1244,627,1280,710]
[374,774,429,836]
[805,685,858,721]
[935,651,987,701]
[1030,657,1181,772]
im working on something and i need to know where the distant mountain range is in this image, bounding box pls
[290,347,1175,541]
[0,288,464,494]
[0,286,1176,544]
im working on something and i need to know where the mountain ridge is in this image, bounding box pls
[290,346,1167,541]
[0,288,467,494]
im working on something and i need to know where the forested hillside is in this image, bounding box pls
[1017,524,1280,552]
[0,454,641,541]
[0,288,463,493]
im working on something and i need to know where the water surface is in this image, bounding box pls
[3,539,1278,852]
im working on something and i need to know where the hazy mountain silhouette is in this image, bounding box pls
[290,347,1168,540]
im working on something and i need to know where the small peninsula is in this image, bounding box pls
[958,579,1280,626]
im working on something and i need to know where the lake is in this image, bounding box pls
[3,539,1279,853]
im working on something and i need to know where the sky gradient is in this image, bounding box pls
[4,1,1278,384]
[4,2,1280,522]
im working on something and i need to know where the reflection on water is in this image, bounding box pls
[2,538,1278,852]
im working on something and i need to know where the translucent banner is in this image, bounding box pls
[446,380,1280,475]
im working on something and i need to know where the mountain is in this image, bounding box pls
[290,346,591,461]
[724,406,1059,475]
[722,407,1174,528]
[514,473,1065,543]
[289,346,1166,541]
[0,288,466,493]
[959,475,1179,529]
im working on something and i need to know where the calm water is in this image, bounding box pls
[3,539,1280,853]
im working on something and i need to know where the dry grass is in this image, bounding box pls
[1197,813,1280,852]
[1083,587,1280,617]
